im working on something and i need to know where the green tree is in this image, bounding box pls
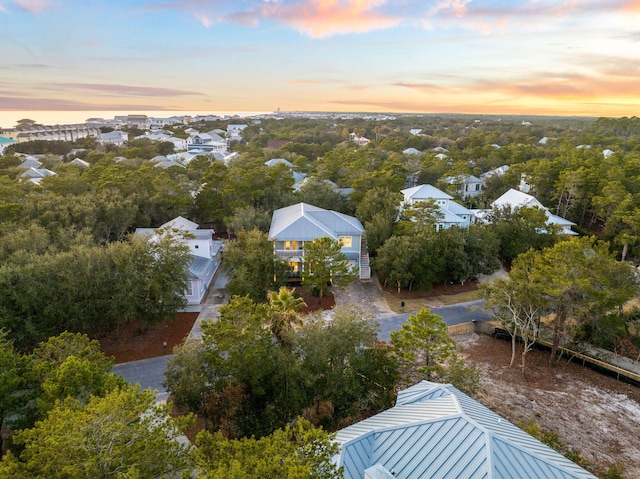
[223,229,287,302]
[390,308,456,381]
[298,305,397,427]
[487,205,560,265]
[355,187,401,255]
[372,235,420,292]
[134,228,192,330]
[225,205,272,235]
[511,237,639,365]
[302,237,357,301]
[164,339,217,429]
[195,418,342,479]
[395,199,444,236]
[8,385,194,478]
[0,329,25,455]
[267,286,306,349]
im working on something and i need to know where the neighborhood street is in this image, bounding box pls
[113,299,492,394]
[376,300,491,342]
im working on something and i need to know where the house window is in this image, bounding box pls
[338,236,352,247]
[285,240,298,250]
[185,282,193,296]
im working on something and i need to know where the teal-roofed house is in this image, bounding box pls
[0,135,17,154]
[269,202,370,280]
[335,381,596,479]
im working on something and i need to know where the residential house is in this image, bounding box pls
[226,124,248,136]
[265,158,307,188]
[269,203,370,280]
[153,159,183,169]
[483,188,576,235]
[442,174,483,199]
[137,130,187,151]
[401,184,474,229]
[187,130,228,153]
[125,115,150,129]
[69,158,90,168]
[350,133,371,146]
[17,156,43,169]
[135,216,222,305]
[97,130,129,147]
[19,167,57,184]
[0,135,17,154]
[402,147,421,155]
[479,165,509,185]
[409,128,423,136]
[335,381,596,479]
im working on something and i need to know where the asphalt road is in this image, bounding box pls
[113,354,173,393]
[114,300,493,393]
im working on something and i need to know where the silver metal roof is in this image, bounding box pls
[336,381,597,479]
[269,203,364,241]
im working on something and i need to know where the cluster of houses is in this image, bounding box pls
[0,118,100,143]
[10,153,90,184]
[140,178,574,308]
[2,116,594,477]
[136,206,587,479]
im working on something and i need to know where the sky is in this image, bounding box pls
[1,0,640,125]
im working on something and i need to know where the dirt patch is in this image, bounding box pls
[99,312,198,364]
[293,285,336,313]
[457,333,640,477]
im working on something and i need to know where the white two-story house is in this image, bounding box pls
[401,184,474,230]
[135,216,223,305]
[269,203,370,280]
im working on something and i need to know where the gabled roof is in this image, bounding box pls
[336,381,596,479]
[402,184,452,201]
[70,158,90,168]
[265,158,294,167]
[18,157,43,169]
[162,216,199,232]
[154,159,183,169]
[402,147,421,155]
[269,203,363,241]
[19,167,56,179]
[491,188,543,210]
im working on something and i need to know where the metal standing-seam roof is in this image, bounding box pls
[269,203,364,241]
[335,381,597,479]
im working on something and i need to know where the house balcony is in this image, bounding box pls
[275,250,304,259]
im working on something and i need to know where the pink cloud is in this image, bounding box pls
[13,0,52,13]
[225,0,402,38]
[38,82,205,98]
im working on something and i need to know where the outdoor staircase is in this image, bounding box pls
[360,236,371,281]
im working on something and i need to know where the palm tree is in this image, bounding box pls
[267,286,307,349]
